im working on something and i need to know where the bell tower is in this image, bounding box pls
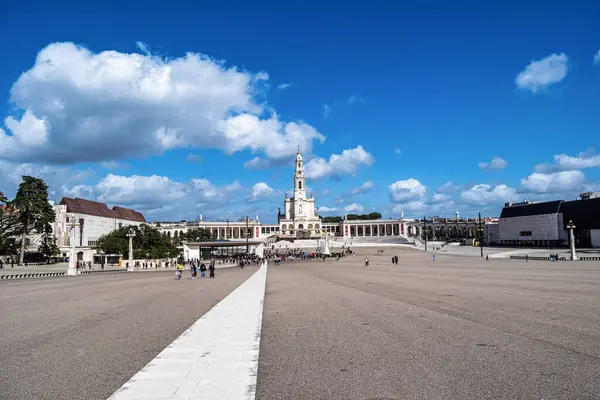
[294,146,306,200]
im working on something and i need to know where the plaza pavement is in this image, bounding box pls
[2,247,600,399]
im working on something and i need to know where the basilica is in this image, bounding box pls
[277,149,322,238]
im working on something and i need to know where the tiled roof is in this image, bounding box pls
[59,197,146,222]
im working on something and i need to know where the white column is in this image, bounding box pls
[570,228,578,260]
[66,223,79,276]
[127,232,135,271]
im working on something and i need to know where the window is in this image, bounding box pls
[298,181,302,189]
[519,231,532,237]
[88,240,98,246]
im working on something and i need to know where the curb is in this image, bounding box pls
[510,255,600,261]
[1,272,66,280]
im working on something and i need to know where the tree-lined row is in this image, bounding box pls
[321,212,382,223]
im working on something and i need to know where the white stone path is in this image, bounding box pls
[108,264,267,400]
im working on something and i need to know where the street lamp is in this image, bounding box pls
[478,212,484,258]
[126,228,136,271]
[66,214,80,276]
[566,220,577,261]
[422,216,428,252]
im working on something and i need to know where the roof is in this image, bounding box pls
[559,197,600,229]
[500,200,563,219]
[59,197,146,222]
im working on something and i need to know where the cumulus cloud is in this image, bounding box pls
[388,178,426,202]
[461,184,518,206]
[437,181,457,194]
[478,156,508,170]
[535,148,600,173]
[247,182,276,202]
[318,206,337,212]
[431,192,451,203]
[304,146,375,179]
[344,203,364,213]
[520,170,585,194]
[0,42,325,164]
[594,49,600,65]
[515,53,568,92]
[351,180,374,194]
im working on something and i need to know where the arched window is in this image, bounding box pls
[282,224,287,229]
[299,205,303,214]
[298,224,304,230]
[315,223,320,229]
[308,224,313,229]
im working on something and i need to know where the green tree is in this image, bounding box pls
[323,216,342,223]
[173,230,179,245]
[38,224,60,263]
[11,176,56,265]
[98,224,179,260]
[183,228,213,242]
[367,212,382,220]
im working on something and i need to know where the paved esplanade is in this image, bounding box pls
[0,268,256,400]
[2,250,600,399]
[256,249,600,400]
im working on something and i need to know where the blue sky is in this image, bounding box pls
[1,1,599,222]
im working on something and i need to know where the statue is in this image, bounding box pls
[316,236,331,255]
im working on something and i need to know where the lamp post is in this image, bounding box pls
[566,220,577,261]
[126,229,136,271]
[245,216,249,254]
[423,216,428,252]
[66,214,80,276]
[478,212,484,258]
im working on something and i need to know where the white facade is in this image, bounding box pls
[499,213,567,246]
[278,150,322,238]
[485,222,500,245]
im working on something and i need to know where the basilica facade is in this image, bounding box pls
[277,149,323,238]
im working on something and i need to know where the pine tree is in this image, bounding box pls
[11,176,56,265]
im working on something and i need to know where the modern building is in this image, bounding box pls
[498,193,600,248]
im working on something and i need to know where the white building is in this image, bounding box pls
[498,194,600,248]
[52,197,146,262]
[278,149,323,238]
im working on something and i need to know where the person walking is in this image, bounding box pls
[209,263,215,279]
[176,263,184,279]
[365,257,369,267]
[200,263,207,278]
[191,263,197,279]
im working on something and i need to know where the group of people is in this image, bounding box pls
[176,259,216,280]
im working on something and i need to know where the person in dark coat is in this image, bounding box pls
[209,263,215,278]
[200,263,207,278]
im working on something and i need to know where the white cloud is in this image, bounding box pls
[535,149,600,173]
[351,180,374,194]
[0,42,325,164]
[520,170,585,194]
[437,181,457,193]
[388,178,426,202]
[304,146,375,179]
[186,153,204,163]
[347,93,365,104]
[344,203,364,213]
[431,192,451,203]
[461,184,518,206]
[277,83,292,90]
[515,53,568,92]
[594,49,600,65]
[95,174,189,206]
[478,156,508,170]
[323,104,332,118]
[247,182,276,202]
[318,206,337,212]
[394,148,402,156]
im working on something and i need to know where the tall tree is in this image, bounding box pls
[173,230,179,245]
[38,224,60,263]
[0,191,17,256]
[183,228,213,242]
[11,176,56,265]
